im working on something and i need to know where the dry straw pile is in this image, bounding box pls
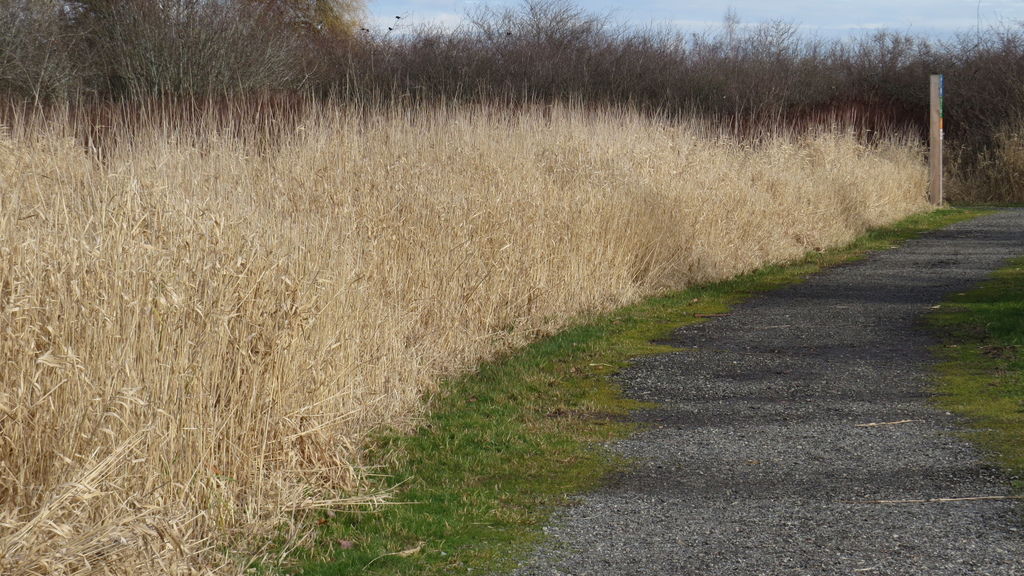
[0,103,928,574]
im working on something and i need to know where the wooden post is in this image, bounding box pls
[929,74,944,206]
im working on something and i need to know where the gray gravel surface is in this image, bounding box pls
[509,209,1024,575]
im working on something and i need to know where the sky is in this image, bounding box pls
[365,0,1024,38]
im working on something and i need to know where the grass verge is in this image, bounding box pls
[288,207,984,575]
[928,250,1024,494]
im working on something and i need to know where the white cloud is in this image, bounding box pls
[369,12,466,30]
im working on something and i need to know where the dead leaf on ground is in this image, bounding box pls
[396,541,425,557]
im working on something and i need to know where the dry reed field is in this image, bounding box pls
[0,103,929,574]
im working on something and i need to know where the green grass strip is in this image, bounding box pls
[286,208,983,575]
[928,252,1024,494]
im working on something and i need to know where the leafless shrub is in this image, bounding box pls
[70,0,324,96]
[0,0,76,102]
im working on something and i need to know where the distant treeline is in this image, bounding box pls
[4,0,1024,200]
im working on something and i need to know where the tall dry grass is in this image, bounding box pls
[948,120,1024,204]
[0,103,929,574]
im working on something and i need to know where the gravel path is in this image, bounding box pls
[510,209,1024,575]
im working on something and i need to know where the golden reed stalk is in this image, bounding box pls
[0,101,928,574]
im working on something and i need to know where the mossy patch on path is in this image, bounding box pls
[928,252,1024,494]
